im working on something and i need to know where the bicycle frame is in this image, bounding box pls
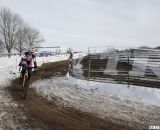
[20,68,29,99]
[22,70,28,88]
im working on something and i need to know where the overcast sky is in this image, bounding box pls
[0,0,160,50]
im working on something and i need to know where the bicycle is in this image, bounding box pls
[20,66,29,99]
[20,66,37,99]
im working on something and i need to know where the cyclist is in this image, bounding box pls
[19,47,37,81]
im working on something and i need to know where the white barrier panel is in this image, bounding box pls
[104,55,118,75]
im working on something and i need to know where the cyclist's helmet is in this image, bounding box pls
[31,47,35,53]
[28,47,35,54]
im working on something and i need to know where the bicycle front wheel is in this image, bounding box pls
[22,74,28,99]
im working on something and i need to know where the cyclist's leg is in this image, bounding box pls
[28,67,32,81]
[19,65,26,84]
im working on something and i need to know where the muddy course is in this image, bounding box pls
[7,60,142,130]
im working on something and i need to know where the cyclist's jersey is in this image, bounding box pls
[19,57,27,67]
[24,52,36,68]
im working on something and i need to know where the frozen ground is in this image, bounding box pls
[0,88,43,129]
[30,74,160,128]
[0,88,24,129]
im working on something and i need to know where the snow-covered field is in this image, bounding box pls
[31,74,160,127]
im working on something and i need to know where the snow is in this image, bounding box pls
[30,74,160,127]
[30,73,160,106]
[0,56,20,87]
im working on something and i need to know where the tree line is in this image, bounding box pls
[0,7,44,54]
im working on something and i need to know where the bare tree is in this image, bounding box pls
[26,27,44,49]
[0,7,44,55]
[0,39,4,53]
[15,25,28,54]
[15,25,44,54]
[0,7,23,54]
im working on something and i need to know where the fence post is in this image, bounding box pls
[127,54,130,87]
[88,56,91,80]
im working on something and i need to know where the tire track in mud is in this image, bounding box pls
[7,61,137,130]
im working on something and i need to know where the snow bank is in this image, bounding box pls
[0,55,20,87]
[30,74,160,126]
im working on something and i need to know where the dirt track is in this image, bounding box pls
[8,61,140,130]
